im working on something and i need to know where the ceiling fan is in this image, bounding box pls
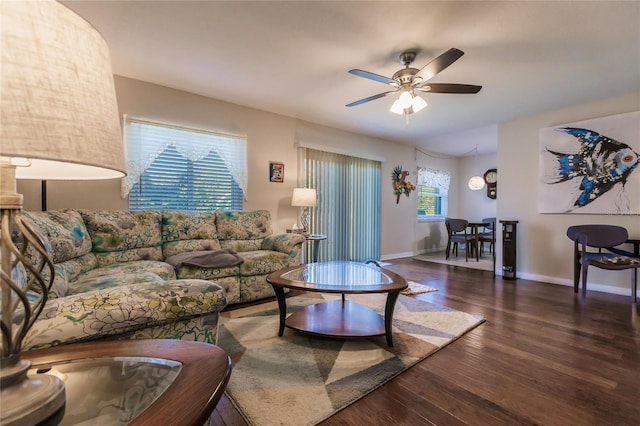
[346,48,482,115]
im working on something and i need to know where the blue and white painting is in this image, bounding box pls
[539,111,639,214]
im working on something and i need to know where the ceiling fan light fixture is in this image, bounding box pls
[389,98,405,115]
[411,95,427,113]
[397,90,413,109]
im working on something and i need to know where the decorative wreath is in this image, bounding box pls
[392,165,415,203]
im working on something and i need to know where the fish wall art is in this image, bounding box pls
[538,111,639,214]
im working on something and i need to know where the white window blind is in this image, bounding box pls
[122,117,246,211]
[417,167,450,220]
[304,148,381,262]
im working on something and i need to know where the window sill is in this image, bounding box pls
[418,216,446,223]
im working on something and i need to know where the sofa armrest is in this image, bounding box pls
[261,233,306,256]
[24,279,227,350]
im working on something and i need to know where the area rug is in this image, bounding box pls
[414,252,494,272]
[217,293,484,426]
[401,281,437,295]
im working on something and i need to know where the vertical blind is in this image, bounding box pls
[304,148,381,262]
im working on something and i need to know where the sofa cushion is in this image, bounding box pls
[215,210,272,252]
[22,210,95,297]
[174,264,240,281]
[24,279,227,350]
[23,209,92,263]
[67,271,166,296]
[48,253,98,298]
[239,250,298,276]
[79,210,163,266]
[161,210,221,257]
[65,260,175,295]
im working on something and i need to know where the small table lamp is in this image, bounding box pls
[291,188,317,233]
[1,1,125,424]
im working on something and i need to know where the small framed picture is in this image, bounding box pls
[269,161,284,183]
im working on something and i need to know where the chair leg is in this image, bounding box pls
[573,242,581,293]
[633,269,637,303]
[581,262,589,301]
[445,241,451,259]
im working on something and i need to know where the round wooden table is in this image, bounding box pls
[23,339,232,426]
[266,261,408,347]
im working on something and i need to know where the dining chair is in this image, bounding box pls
[566,224,640,302]
[478,217,496,254]
[445,218,474,261]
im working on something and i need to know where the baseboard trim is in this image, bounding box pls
[515,271,638,298]
[385,252,638,298]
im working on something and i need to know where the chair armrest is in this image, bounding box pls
[24,279,227,350]
[261,233,306,256]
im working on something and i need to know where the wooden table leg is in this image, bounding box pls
[273,286,287,336]
[384,290,401,347]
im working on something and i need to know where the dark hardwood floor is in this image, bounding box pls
[211,257,640,425]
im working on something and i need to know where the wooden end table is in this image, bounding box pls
[23,339,232,426]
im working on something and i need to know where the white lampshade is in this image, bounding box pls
[390,98,405,115]
[291,188,317,207]
[468,175,485,190]
[411,95,427,113]
[390,91,427,115]
[1,0,125,180]
[0,2,125,424]
[397,91,413,109]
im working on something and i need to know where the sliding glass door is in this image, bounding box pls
[303,148,381,262]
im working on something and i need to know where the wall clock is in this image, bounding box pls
[484,168,497,199]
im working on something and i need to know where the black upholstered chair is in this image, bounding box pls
[445,218,474,261]
[566,224,639,302]
[478,217,496,254]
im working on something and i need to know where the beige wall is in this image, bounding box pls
[18,76,434,259]
[497,91,640,296]
[17,75,638,296]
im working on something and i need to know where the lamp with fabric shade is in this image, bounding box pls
[291,188,317,233]
[0,1,125,424]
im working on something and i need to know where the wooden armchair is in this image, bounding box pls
[566,224,639,302]
[445,218,475,262]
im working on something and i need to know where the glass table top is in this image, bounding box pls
[279,261,394,291]
[30,356,182,425]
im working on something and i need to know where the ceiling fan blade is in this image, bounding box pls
[414,48,465,82]
[346,91,397,107]
[417,83,482,94]
[348,69,397,86]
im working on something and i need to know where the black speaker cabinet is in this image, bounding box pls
[500,220,518,280]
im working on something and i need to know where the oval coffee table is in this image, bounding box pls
[266,261,408,347]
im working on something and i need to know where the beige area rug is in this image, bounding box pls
[414,251,495,272]
[401,281,437,295]
[217,293,484,426]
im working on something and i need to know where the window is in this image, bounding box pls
[417,167,450,221]
[122,117,246,211]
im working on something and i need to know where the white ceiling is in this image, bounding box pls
[62,1,640,157]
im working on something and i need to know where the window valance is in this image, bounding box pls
[121,117,247,198]
[418,167,451,191]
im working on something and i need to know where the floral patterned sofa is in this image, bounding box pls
[22,208,306,350]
